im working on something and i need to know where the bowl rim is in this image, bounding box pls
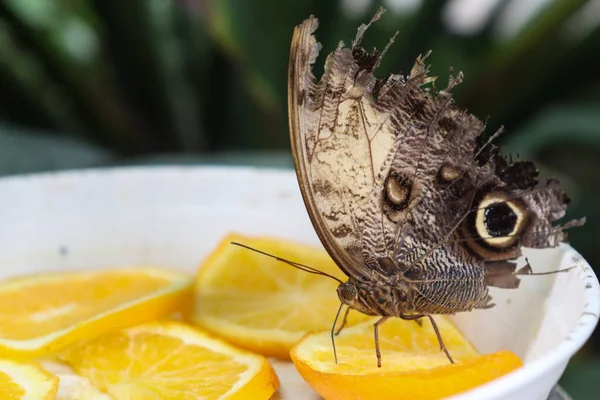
[0,164,598,399]
[450,243,600,399]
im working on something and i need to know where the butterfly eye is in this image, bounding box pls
[337,282,358,305]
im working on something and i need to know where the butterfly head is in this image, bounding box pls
[336,281,358,306]
[337,280,378,315]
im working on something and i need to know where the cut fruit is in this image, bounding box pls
[192,233,368,359]
[0,359,59,399]
[0,267,193,358]
[60,321,280,400]
[40,359,113,400]
[291,316,523,400]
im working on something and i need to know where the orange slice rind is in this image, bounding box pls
[291,316,523,400]
[0,267,193,358]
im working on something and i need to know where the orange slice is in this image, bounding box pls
[192,233,368,359]
[0,267,193,358]
[41,359,113,400]
[60,321,280,400]
[0,359,58,399]
[291,316,523,400]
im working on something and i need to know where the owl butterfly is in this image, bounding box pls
[284,7,586,368]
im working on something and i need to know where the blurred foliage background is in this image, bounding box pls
[0,0,599,396]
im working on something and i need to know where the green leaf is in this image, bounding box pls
[503,104,600,156]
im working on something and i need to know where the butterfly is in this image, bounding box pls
[284,7,585,367]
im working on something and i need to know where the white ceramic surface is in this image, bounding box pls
[0,166,598,400]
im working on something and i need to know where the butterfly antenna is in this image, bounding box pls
[230,242,343,284]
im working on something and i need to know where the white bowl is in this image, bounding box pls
[0,166,597,400]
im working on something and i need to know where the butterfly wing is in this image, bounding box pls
[289,9,584,301]
[288,10,396,279]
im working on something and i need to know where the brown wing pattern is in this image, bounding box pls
[289,9,584,299]
[288,10,397,279]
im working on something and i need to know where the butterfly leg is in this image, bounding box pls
[335,306,351,336]
[426,315,455,364]
[517,257,577,276]
[373,317,389,368]
[330,303,346,364]
[399,312,423,326]
[399,312,424,323]
[399,313,454,364]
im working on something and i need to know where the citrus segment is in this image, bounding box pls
[0,267,193,358]
[41,359,113,400]
[291,317,523,400]
[296,315,480,374]
[192,233,368,359]
[0,359,59,400]
[60,321,279,400]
